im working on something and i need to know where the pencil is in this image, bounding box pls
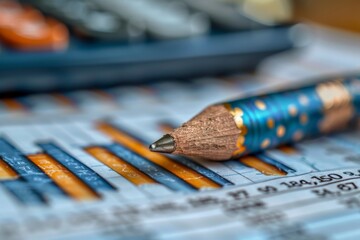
[149,77,360,160]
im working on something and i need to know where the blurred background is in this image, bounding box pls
[0,0,359,95]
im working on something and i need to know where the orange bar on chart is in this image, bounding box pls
[85,146,156,185]
[240,156,287,176]
[96,122,221,189]
[2,99,26,112]
[0,159,18,180]
[28,153,99,201]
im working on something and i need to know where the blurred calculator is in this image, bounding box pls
[0,0,299,93]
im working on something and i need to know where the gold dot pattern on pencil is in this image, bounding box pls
[261,139,270,149]
[288,104,298,116]
[276,125,286,137]
[299,94,309,106]
[255,100,266,110]
[300,114,308,125]
[267,118,274,129]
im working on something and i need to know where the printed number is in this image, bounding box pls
[257,186,277,194]
[312,188,339,198]
[312,182,358,198]
[311,173,342,183]
[227,190,249,200]
[337,182,358,191]
[280,180,312,188]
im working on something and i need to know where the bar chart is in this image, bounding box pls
[0,115,357,209]
[0,120,292,206]
[0,74,359,210]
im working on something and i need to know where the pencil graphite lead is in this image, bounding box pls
[149,134,175,153]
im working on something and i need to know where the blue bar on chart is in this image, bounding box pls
[105,143,197,193]
[170,156,234,187]
[37,142,115,192]
[0,159,45,205]
[27,153,100,201]
[2,180,45,205]
[0,138,67,200]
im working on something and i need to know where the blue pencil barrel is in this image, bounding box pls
[225,78,360,157]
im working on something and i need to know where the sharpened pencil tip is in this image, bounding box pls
[149,134,175,153]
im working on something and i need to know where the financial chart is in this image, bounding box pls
[0,26,360,239]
